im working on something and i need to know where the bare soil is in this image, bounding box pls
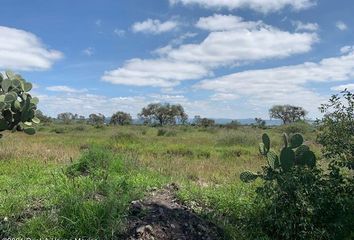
[122,183,223,240]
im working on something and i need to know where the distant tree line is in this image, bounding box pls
[38,103,308,127]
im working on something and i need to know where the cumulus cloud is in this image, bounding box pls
[46,85,88,93]
[103,15,317,87]
[0,26,63,70]
[102,58,210,87]
[169,0,316,13]
[336,21,348,31]
[132,19,179,34]
[196,49,354,117]
[292,20,319,32]
[195,14,262,31]
[162,17,317,67]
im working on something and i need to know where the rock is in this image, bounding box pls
[136,224,153,236]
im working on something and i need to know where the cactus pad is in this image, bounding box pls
[290,134,304,148]
[280,147,295,171]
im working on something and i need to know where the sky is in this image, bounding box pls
[0,0,353,119]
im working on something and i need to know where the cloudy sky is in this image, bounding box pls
[1,0,353,119]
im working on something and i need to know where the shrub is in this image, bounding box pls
[52,127,66,134]
[277,121,313,135]
[241,133,354,240]
[111,132,138,143]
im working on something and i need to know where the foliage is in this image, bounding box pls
[194,115,215,127]
[241,133,354,240]
[88,113,105,126]
[110,111,132,125]
[35,110,52,124]
[254,118,266,129]
[317,90,354,169]
[139,103,188,126]
[57,112,75,124]
[277,120,314,135]
[225,120,241,129]
[269,105,307,124]
[0,70,40,136]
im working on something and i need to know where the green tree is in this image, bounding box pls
[0,70,40,136]
[138,103,188,126]
[110,111,132,125]
[269,105,307,124]
[36,110,52,123]
[57,112,75,124]
[88,113,105,126]
[317,90,354,169]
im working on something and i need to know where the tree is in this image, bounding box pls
[110,111,132,125]
[195,117,215,127]
[57,112,75,124]
[88,113,105,126]
[138,103,188,126]
[317,90,354,169]
[0,70,40,136]
[254,117,266,128]
[36,110,52,123]
[269,105,307,124]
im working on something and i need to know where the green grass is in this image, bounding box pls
[0,123,321,238]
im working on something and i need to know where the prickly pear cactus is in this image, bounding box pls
[0,70,40,137]
[240,132,317,182]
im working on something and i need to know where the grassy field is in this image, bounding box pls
[0,123,321,239]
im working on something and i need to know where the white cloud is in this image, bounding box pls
[104,16,317,88]
[102,58,210,87]
[196,49,354,117]
[336,21,348,31]
[114,28,126,37]
[0,26,63,71]
[169,0,316,13]
[341,45,354,54]
[196,14,262,31]
[164,18,317,67]
[132,19,179,34]
[46,85,88,93]
[211,93,240,101]
[82,47,94,56]
[331,83,354,91]
[292,20,319,32]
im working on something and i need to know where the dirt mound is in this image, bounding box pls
[122,183,223,240]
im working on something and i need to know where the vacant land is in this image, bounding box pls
[0,123,321,239]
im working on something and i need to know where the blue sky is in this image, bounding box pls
[0,0,353,119]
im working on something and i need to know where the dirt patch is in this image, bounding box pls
[121,183,223,240]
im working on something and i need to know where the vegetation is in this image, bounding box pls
[139,103,188,125]
[0,84,353,239]
[88,113,105,126]
[0,71,39,136]
[110,111,132,125]
[269,105,307,124]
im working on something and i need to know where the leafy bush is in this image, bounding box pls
[241,133,354,240]
[277,121,313,135]
[52,127,66,134]
[317,90,354,169]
